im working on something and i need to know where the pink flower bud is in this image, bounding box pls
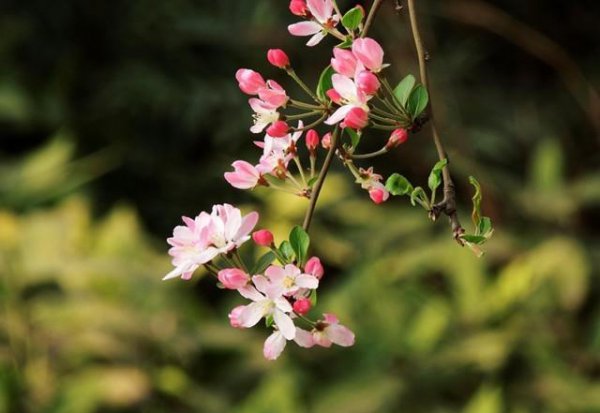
[369,185,390,204]
[343,107,369,130]
[235,68,266,95]
[267,49,290,69]
[305,129,320,151]
[289,0,308,16]
[387,128,408,149]
[330,47,357,77]
[356,70,380,95]
[326,88,342,104]
[267,120,289,137]
[321,132,332,149]
[218,268,250,290]
[252,229,274,246]
[228,305,245,328]
[305,256,324,279]
[293,298,312,315]
[352,37,385,72]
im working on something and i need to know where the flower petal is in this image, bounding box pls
[288,21,321,36]
[325,104,353,125]
[239,301,267,328]
[326,324,355,347]
[295,274,319,289]
[236,212,259,241]
[294,328,315,348]
[263,331,287,360]
[274,310,296,340]
[306,31,326,47]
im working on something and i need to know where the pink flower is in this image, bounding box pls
[266,120,290,138]
[224,160,262,189]
[163,204,259,280]
[237,275,296,340]
[218,268,250,289]
[265,264,319,297]
[252,229,274,246]
[288,0,340,46]
[305,256,324,279]
[256,122,304,175]
[294,314,355,348]
[263,330,287,360]
[355,70,380,95]
[289,0,308,16]
[352,37,385,72]
[368,183,389,204]
[325,74,370,126]
[331,48,358,78]
[343,107,369,130]
[305,129,319,151]
[386,128,409,149]
[228,305,245,328]
[293,298,312,315]
[236,69,266,95]
[258,80,288,108]
[267,49,290,69]
[249,98,279,134]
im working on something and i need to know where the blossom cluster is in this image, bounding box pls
[164,204,354,360]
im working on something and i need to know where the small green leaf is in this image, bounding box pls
[289,226,310,266]
[307,176,319,188]
[279,241,295,262]
[385,173,413,196]
[407,84,429,118]
[460,234,487,244]
[341,6,364,31]
[316,66,335,101]
[336,37,353,49]
[345,128,361,148]
[309,289,318,307]
[265,314,274,327]
[469,176,482,229]
[428,159,448,192]
[251,251,276,275]
[410,186,428,207]
[478,216,493,237]
[393,74,416,107]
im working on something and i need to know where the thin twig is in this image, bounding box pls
[362,0,386,37]
[350,146,389,159]
[302,127,339,231]
[406,0,464,243]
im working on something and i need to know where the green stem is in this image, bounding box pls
[232,250,248,272]
[302,127,340,231]
[291,113,328,132]
[351,147,389,159]
[293,157,308,185]
[290,99,324,110]
[285,110,323,121]
[287,69,321,103]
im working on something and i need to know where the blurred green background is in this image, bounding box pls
[1,0,599,412]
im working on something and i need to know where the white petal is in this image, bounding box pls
[326,324,355,347]
[274,296,293,313]
[263,331,287,360]
[239,301,267,327]
[331,74,357,101]
[306,31,326,47]
[235,211,259,241]
[274,310,296,340]
[295,274,319,289]
[294,328,315,348]
[238,285,264,301]
[325,104,353,125]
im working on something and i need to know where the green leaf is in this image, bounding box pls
[478,216,493,237]
[469,176,482,229]
[307,176,319,188]
[289,226,310,266]
[461,234,487,244]
[341,6,364,31]
[393,74,416,107]
[309,289,318,307]
[345,128,361,149]
[385,173,413,196]
[428,159,448,192]
[316,66,335,101]
[279,241,295,263]
[407,84,429,118]
[251,251,276,275]
[410,186,428,207]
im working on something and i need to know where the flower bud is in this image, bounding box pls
[218,268,250,290]
[326,88,342,104]
[267,120,289,137]
[267,49,290,69]
[343,107,369,130]
[305,129,320,151]
[331,47,357,77]
[235,68,266,95]
[356,70,380,95]
[228,305,245,328]
[293,298,312,315]
[305,256,324,279]
[369,185,390,204]
[386,128,408,149]
[252,229,274,246]
[321,132,332,149]
[289,0,308,16]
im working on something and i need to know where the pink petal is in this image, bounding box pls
[307,0,332,23]
[306,31,326,47]
[294,328,315,348]
[325,104,353,125]
[326,324,355,347]
[236,211,259,240]
[239,301,266,328]
[263,331,287,360]
[331,74,357,101]
[288,21,321,36]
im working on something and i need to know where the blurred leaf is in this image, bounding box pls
[385,173,413,196]
[393,74,416,107]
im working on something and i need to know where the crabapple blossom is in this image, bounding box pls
[265,264,319,297]
[252,229,274,246]
[331,47,359,78]
[325,74,370,126]
[305,256,324,279]
[352,37,385,73]
[267,49,290,69]
[369,183,390,204]
[236,69,266,95]
[249,98,280,133]
[321,132,331,149]
[358,167,390,204]
[224,160,263,189]
[294,313,355,348]
[266,120,290,138]
[305,129,319,151]
[218,268,250,290]
[288,0,340,46]
[258,80,288,108]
